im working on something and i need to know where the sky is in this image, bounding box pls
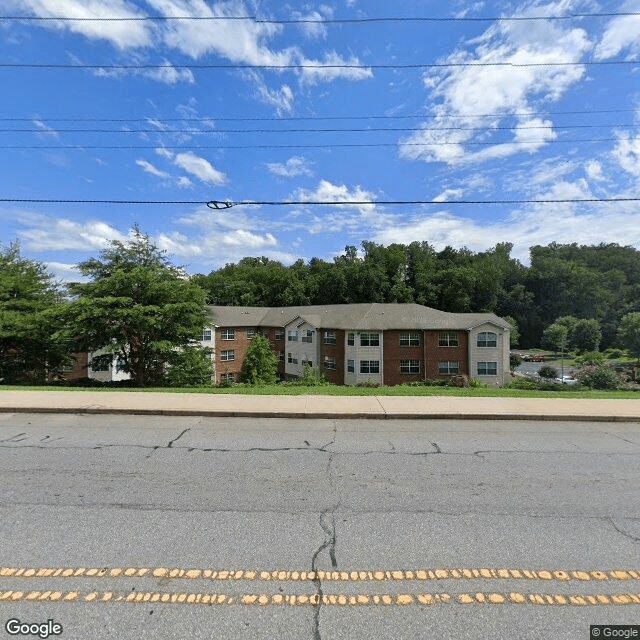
[1,0,640,281]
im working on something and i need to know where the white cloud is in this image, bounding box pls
[143,61,195,85]
[19,217,127,252]
[136,159,170,179]
[585,160,606,182]
[7,0,152,49]
[221,229,277,248]
[595,0,640,60]
[266,156,314,178]
[243,71,295,114]
[293,10,329,40]
[400,3,591,165]
[32,117,60,138]
[433,188,464,202]
[299,51,373,85]
[295,179,377,213]
[173,152,227,185]
[612,134,640,177]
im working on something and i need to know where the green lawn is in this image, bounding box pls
[2,384,639,399]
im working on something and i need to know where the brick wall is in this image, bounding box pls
[320,328,345,384]
[215,326,254,382]
[424,330,469,379]
[383,330,424,386]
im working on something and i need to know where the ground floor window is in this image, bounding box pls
[360,360,380,374]
[324,356,336,370]
[347,359,355,373]
[438,361,459,374]
[288,353,298,364]
[477,361,497,375]
[401,360,421,374]
[220,373,235,381]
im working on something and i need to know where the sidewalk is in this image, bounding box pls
[0,390,639,421]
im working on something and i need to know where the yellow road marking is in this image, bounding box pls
[2,567,639,583]
[0,589,639,606]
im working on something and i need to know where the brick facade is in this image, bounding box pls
[383,330,425,386]
[319,328,345,385]
[424,330,469,379]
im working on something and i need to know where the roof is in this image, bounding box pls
[208,304,512,331]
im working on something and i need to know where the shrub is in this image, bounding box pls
[605,348,623,359]
[537,364,559,380]
[356,378,382,388]
[574,351,606,366]
[576,363,624,390]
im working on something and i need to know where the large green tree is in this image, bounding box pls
[0,242,69,383]
[617,312,640,365]
[64,228,208,387]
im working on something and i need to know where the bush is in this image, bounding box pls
[356,378,382,388]
[605,348,623,359]
[576,363,624,390]
[537,364,559,380]
[574,351,606,366]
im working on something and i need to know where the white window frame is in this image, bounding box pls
[438,332,458,347]
[247,328,255,339]
[288,330,299,342]
[347,359,355,373]
[360,360,380,374]
[360,333,380,347]
[201,329,212,341]
[324,356,336,370]
[400,332,421,346]
[301,329,314,343]
[220,350,235,361]
[347,333,355,346]
[275,329,285,340]
[400,360,421,374]
[324,331,336,345]
[438,361,459,374]
[221,328,235,341]
[288,352,298,364]
[477,332,497,347]
[477,361,498,376]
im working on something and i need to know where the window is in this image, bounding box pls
[347,359,355,373]
[115,356,126,373]
[347,333,355,346]
[360,360,380,374]
[275,329,285,340]
[201,329,212,341]
[477,361,498,375]
[221,329,235,341]
[302,359,313,368]
[220,350,235,361]
[221,373,235,381]
[90,358,110,372]
[477,332,497,347]
[288,353,298,364]
[438,361,459,374]
[301,329,314,343]
[288,330,298,342]
[324,331,336,345]
[401,360,421,374]
[438,332,458,347]
[247,328,255,339]
[324,356,336,370]
[360,333,380,347]
[278,351,285,362]
[400,332,421,346]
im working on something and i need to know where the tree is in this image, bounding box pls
[0,242,69,383]
[617,312,640,365]
[571,318,601,352]
[239,334,278,385]
[64,228,208,387]
[164,346,214,387]
[504,316,520,347]
[537,364,558,380]
[541,322,569,353]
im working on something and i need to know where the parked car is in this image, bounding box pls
[554,375,578,385]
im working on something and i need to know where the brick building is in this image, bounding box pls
[207,303,511,386]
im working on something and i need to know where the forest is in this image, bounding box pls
[192,241,640,350]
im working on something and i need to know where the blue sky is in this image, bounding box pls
[2,0,640,281]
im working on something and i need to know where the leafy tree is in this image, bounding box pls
[577,363,623,389]
[571,318,601,352]
[64,228,208,387]
[239,333,278,385]
[509,352,523,372]
[617,312,640,365]
[164,346,214,387]
[537,364,559,380]
[504,316,520,347]
[541,322,569,353]
[0,242,69,383]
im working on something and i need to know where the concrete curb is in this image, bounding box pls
[1,406,639,422]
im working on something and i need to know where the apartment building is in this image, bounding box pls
[208,303,511,386]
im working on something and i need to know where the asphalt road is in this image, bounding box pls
[0,413,638,640]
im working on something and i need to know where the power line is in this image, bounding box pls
[2,12,638,23]
[1,60,636,70]
[0,138,629,150]
[1,197,638,207]
[2,124,638,134]
[1,108,636,122]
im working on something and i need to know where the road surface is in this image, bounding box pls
[0,413,638,639]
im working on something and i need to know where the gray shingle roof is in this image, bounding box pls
[208,304,511,331]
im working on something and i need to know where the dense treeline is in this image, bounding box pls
[192,241,640,349]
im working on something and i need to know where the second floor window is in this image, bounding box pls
[288,330,298,342]
[302,330,314,343]
[360,333,380,346]
[400,332,421,346]
[275,329,285,340]
[324,331,336,345]
[221,329,235,341]
[201,329,212,341]
[438,332,458,347]
[477,332,497,347]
